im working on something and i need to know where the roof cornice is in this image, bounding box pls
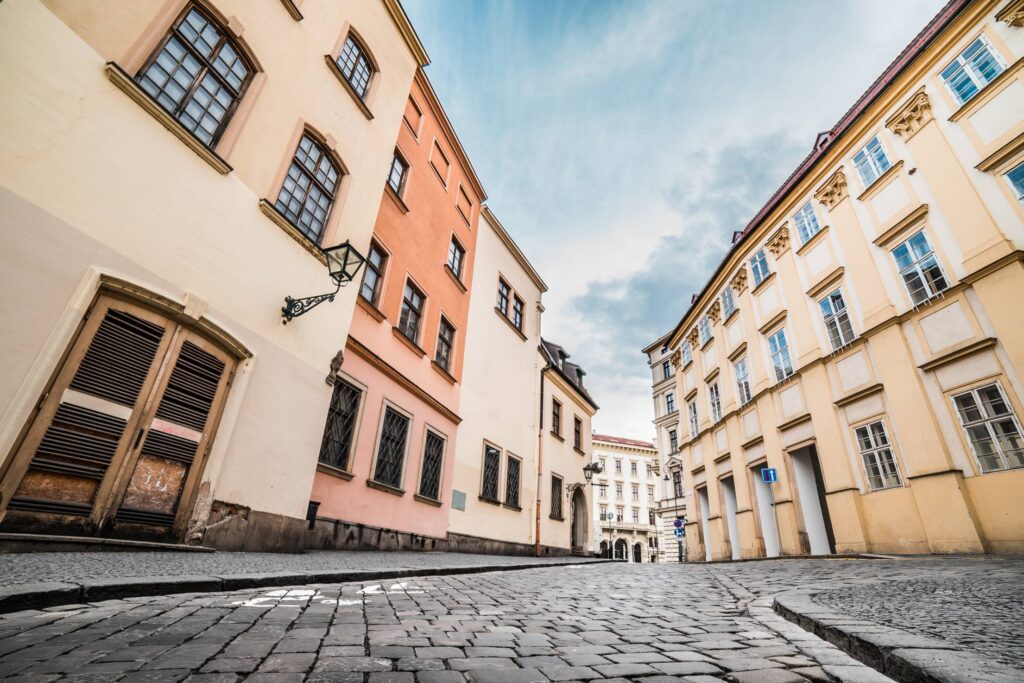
[381,0,430,67]
[482,206,548,292]
[415,69,487,202]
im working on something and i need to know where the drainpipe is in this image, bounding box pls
[535,363,550,557]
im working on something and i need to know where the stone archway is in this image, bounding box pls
[570,487,587,555]
[613,538,628,560]
[599,540,609,558]
[633,543,643,563]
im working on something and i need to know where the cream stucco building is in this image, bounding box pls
[646,0,1024,561]
[0,0,425,551]
[591,434,662,562]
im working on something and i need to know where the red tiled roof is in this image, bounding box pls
[593,433,655,449]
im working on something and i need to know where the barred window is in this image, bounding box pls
[952,383,1024,473]
[767,329,794,383]
[709,382,722,423]
[793,201,821,244]
[734,357,752,405]
[819,288,855,350]
[387,152,408,196]
[447,237,465,280]
[481,445,501,501]
[275,133,341,243]
[497,279,510,315]
[550,475,563,519]
[398,282,425,344]
[373,407,409,488]
[318,379,361,471]
[940,35,1005,106]
[892,230,948,305]
[359,242,387,306]
[337,35,373,99]
[418,431,445,501]
[855,420,903,491]
[853,136,892,187]
[136,5,253,147]
[512,296,525,331]
[435,317,455,372]
[750,249,770,286]
[505,455,521,507]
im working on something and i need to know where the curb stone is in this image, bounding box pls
[0,559,606,615]
[773,590,1024,682]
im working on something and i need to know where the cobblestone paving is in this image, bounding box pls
[0,551,599,586]
[0,561,893,682]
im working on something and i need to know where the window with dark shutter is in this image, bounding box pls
[481,445,500,501]
[505,456,521,508]
[373,407,409,489]
[318,379,362,471]
[418,431,444,501]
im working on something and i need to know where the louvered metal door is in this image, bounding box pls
[0,295,234,541]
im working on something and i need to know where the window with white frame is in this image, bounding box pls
[699,317,712,345]
[682,343,692,366]
[721,286,736,318]
[734,357,752,405]
[647,485,655,502]
[687,400,699,438]
[599,482,607,498]
[631,508,640,523]
[940,35,1006,106]
[852,136,892,187]
[615,482,623,499]
[666,392,676,414]
[855,420,903,491]
[750,249,770,287]
[1006,162,1024,203]
[793,201,821,244]
[892,230,949,305]
[952,382,1024,473]
[819,288,855,350]
[631,461,638,476]
[767,329,794,383]
[709,383,722,422]
[631,483,639,500]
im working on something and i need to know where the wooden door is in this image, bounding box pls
[0,294,235,541]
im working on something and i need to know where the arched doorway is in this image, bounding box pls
[599,540,609,558]
[614,538,628,560]
[570,487,587,555]
[633,543,643,563]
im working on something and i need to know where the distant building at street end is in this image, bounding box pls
[645,0,1024,561]
[591,434,662,562]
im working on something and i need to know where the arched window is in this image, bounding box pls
[336,34,374,99]
[275,132,342,244]
[136,4,255,147]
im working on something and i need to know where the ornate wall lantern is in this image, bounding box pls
[282,241,366,324]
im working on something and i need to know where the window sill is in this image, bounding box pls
[796,224,830,256]
[105,62,232,175]
[279,0,303,20]
[550,431,564,442]
[259,200,328,265]
[366,479,404,496]
[723,307,740,325]
[494,307,527,341]
[549,514,565,522]
[478,495,502,506]
[385,182,410,213]
[700,336,714,352]
[857,160,904,202]
[356,294,387,322]
[573,447,586,456]
[444,264,467,292]
[948,57,1024,123]
[324,55,373,120]
[431,360,457,385]
[502,502,522,511]
[317,462,353,480]
[392,326,426,357]
[414,493,442,507]
[751,271,776,296]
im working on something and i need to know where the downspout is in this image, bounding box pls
[535,363,550,557]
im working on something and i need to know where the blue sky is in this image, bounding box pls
[402,0,944,439]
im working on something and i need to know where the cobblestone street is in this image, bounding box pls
[1,555,1021,682]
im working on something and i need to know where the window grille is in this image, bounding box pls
[417,431,444,500]
[481,445,500,500]
[373,407,409,488]
[505,456,521,507]
[550,476,563,518]
[318,379,361,470]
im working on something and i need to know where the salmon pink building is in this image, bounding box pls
[308,69,486,549]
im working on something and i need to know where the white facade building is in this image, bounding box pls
[591,434,661,562]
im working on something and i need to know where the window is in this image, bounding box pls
[648,509,656,525]
[574,416,583,450]
[672,471,683,498]
[505,455,521,507]
[373,406,409,488]
[630,462,638,476]
[599,482,607,498]
[853,136,892,188]
[481,445,501,501]
[666,392,676,414]
[550,475,563,518]
[615,459,622,474]
[699,317,712,345]
[892,230,948,305]
[750,249,770,287]
[647,486,655,502]
[682,343,692,366]
[662,360,672,380]
[687,400,699,438]
[497,279,510,315]
[435,317,455,372]
[709,383,722,423]
[615,483,623,500]
[359,242,387,306]
[387,151,408,196]
[417,430,445,501]
[631,508,640,524]
[722,286,736,319]
[551,399,562,436]
[793,202,821,244]
[430,140,451,183]
[615,507,623,523]
[318,378,362,471]
[600,505,608,520]
[855,421,903,491]
[734,358,752,406]
[456,186,473,223]
[336,35,373,99]
[646,463,653,476]
[447,237,465,280]
[767,329,794,383]
[819,289,855,350]
[275,133,341,243]
[511,296,525,331]
[952,383,1024,473]
[136,5,253,147]
[631,483,639,500]
[1007,162,1024,203]
[398,282,425,344]
[669,429,678,452]
[601,457,607,471]
[402,96,422,135]
[940,35,1005,106]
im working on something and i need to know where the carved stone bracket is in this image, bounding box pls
[886,88,933,140]
[815,167,848,210]
[996,0,1024,27]
[708,300,722,324]
[731,267,748,295]
[687,328,700,349]
[767,224,790,257]
[670,348,682,369]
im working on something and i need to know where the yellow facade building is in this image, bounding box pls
[646,0,1024,560]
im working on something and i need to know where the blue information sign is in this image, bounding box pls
[674,528,684,538]
[761,467,778,483]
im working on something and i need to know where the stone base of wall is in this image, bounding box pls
[306,517,446,552]
[200,501,307,553]
[445,531,572,557]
